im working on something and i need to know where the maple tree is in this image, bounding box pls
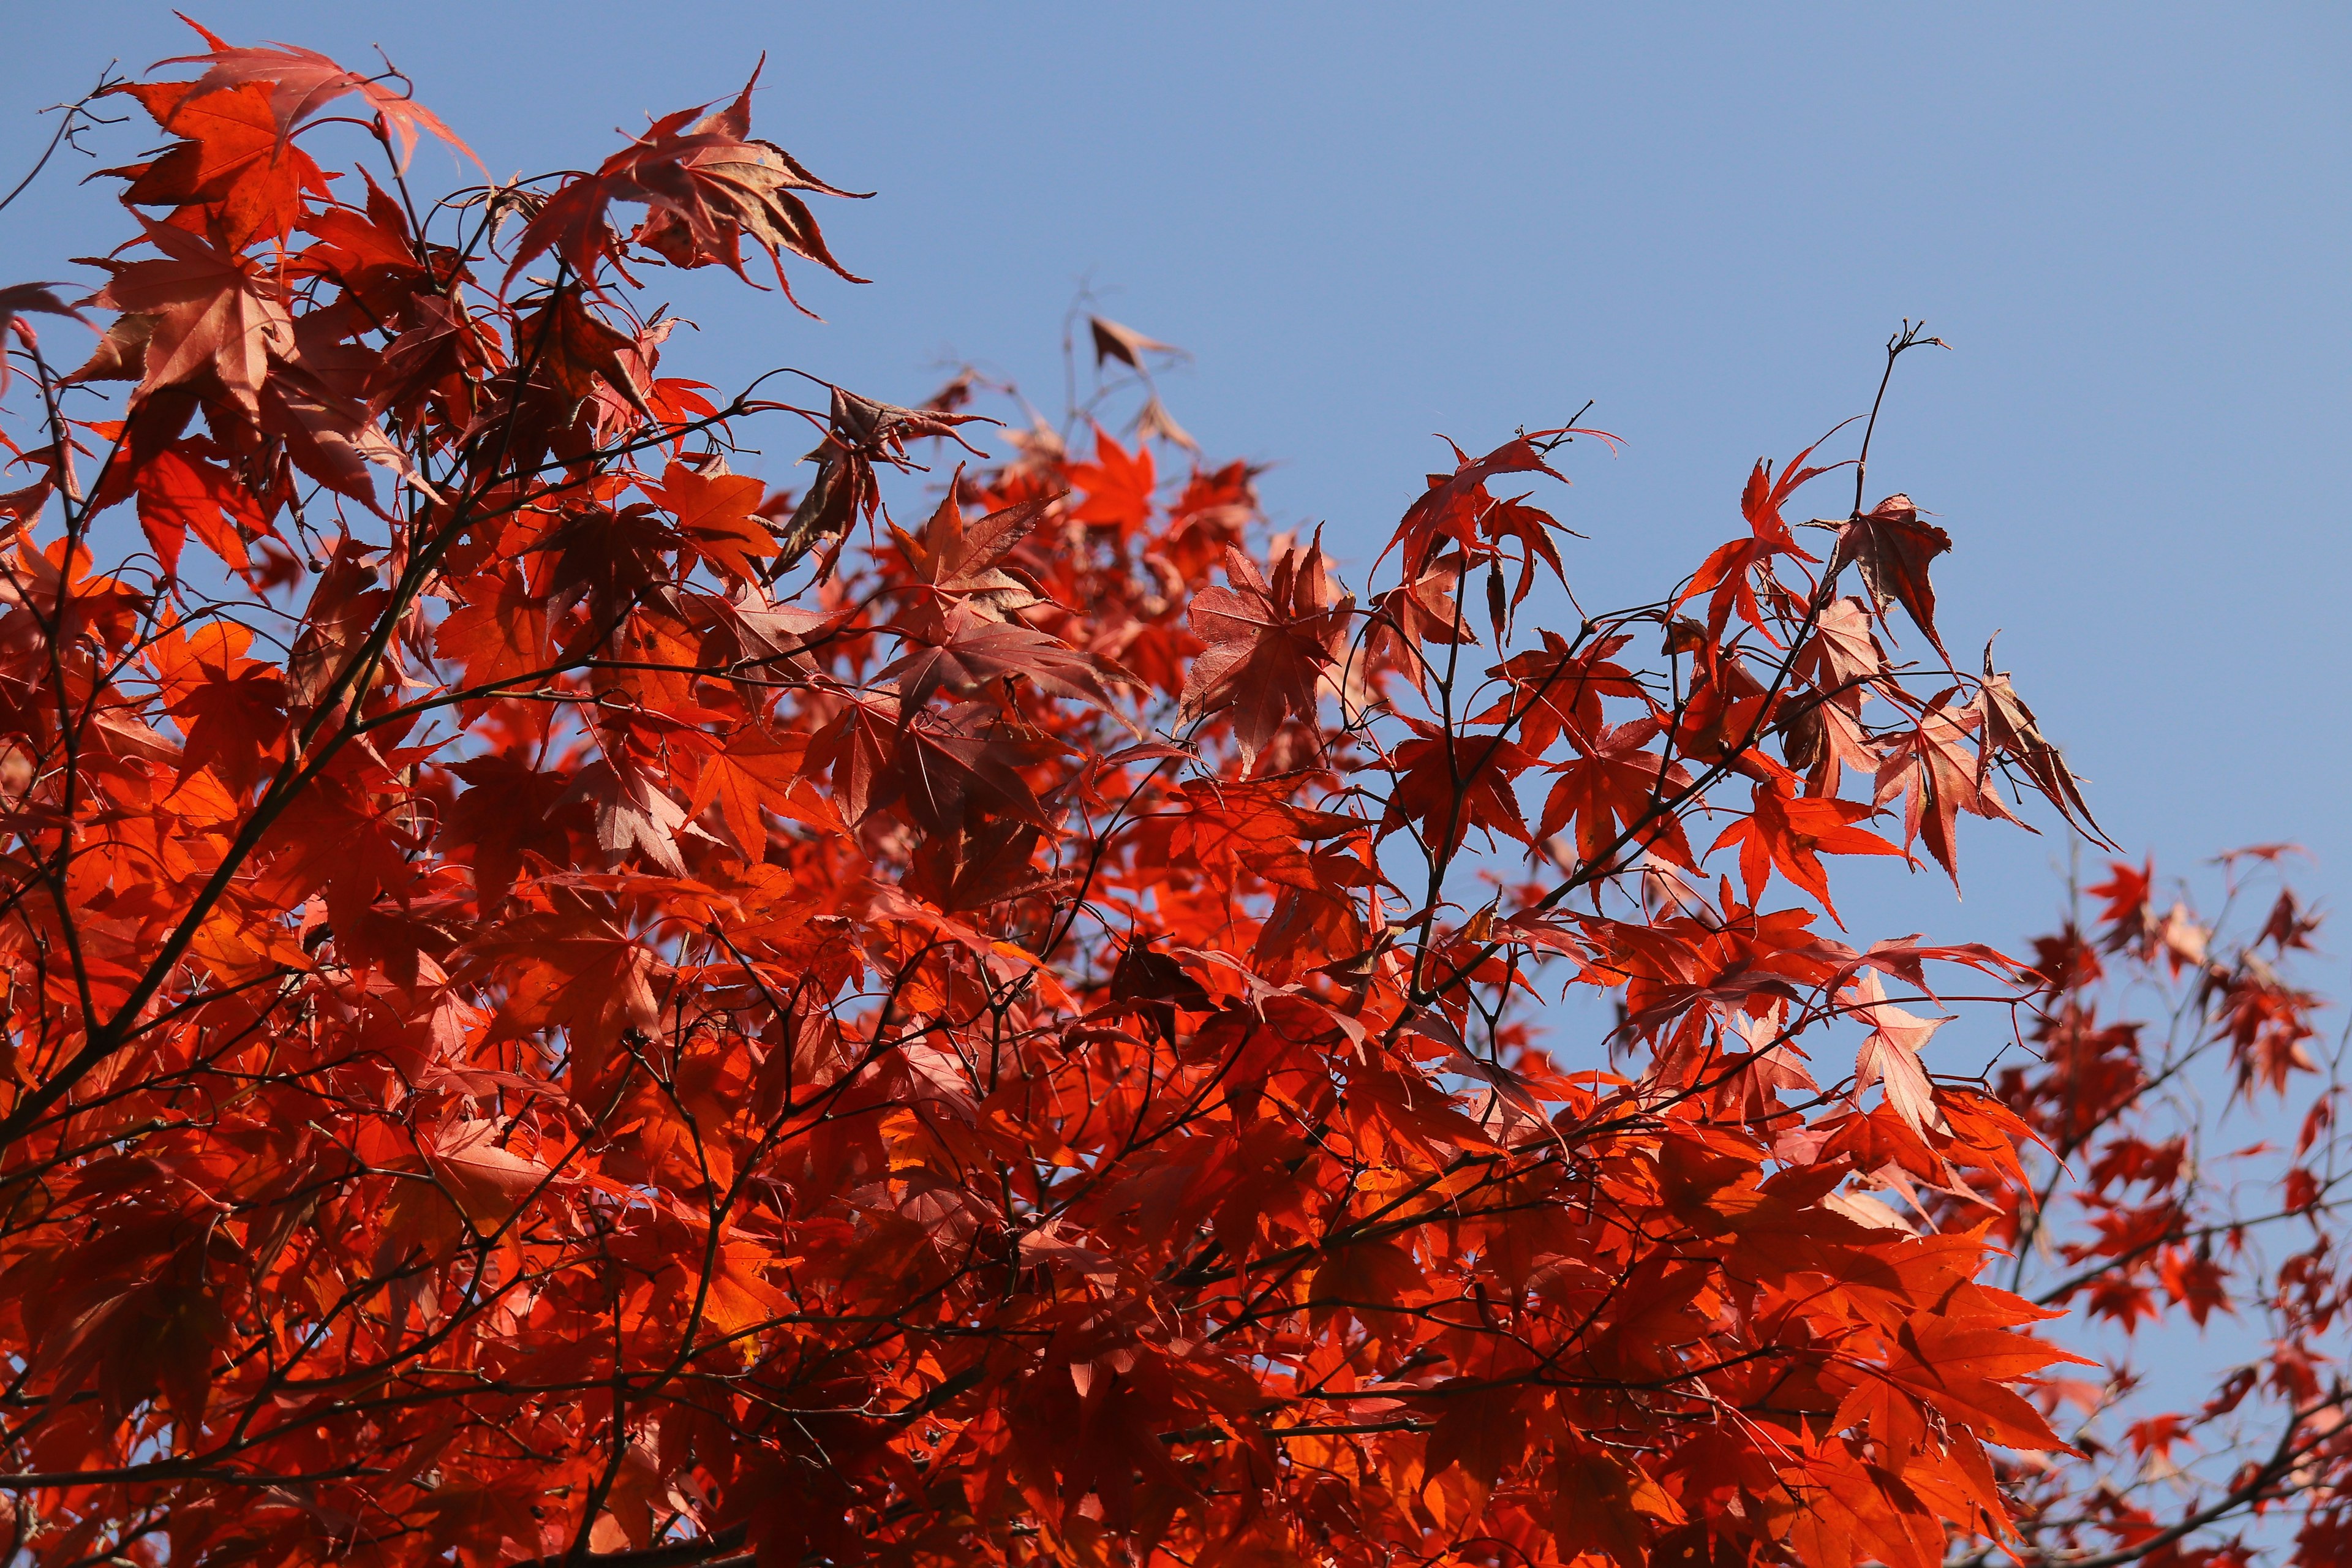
[0,21,2342,1568]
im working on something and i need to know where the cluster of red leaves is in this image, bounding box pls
[1977,854,2351,1568]
[0,20,2337,1568]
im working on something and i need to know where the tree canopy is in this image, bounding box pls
[0,20,2340,1568]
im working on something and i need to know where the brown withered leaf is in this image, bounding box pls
[1131,394,1198,453]
[772,386,987,579]
[1974,638,2106,845]
[1828,493,1953,662]
[630,61,870,292]
[1088,315,1186,372]
[505,59,865,301]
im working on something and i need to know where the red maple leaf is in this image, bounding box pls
[1710,780,1902,925]
[105,79,333,247]
[1673,438,1836,642]
[1177,538,1349,768]
[159,18,478,173]
[1381,431,1580,581]
[81,215,292,413]
[1537,718,1694,870]
[1378,720,1539,856]
[1068,426,1157,540]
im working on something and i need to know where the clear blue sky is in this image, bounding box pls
[4,1,2349,962]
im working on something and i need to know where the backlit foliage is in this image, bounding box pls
[0,21,2340,1568]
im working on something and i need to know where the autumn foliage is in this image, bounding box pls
[0,20,2343,1568]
